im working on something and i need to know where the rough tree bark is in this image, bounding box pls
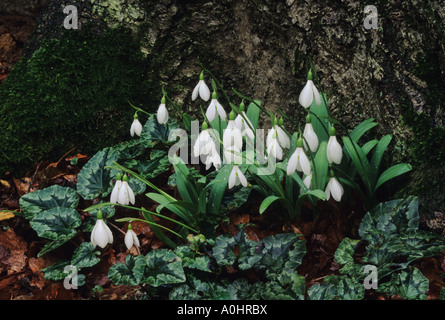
[2,0,445,215]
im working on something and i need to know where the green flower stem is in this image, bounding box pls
[114,217,182,238]
[84,202,198,234]
[128,100,151,116]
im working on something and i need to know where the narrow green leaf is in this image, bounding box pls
[374,163,412,191]
[259,195,283,214]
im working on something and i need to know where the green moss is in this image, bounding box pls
[399,50,445,213]
[0,26,157,175]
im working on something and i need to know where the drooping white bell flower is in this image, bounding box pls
[303,173,312,190]
[266,118,290,150]
[117,174,136,205]
[325,171,344,202]
[266,130,284,160]
[193,122,216,158]
[204,145,222,171]
[228,165,248,189]
[223,111,243,151]
[130,113,143,137]
[326,126,343,164]
[157,96,169,124]
[110,172,122,204]
[299,70,321,109]
[91,210,113,249]
[287,137,311,176]
[192,71,211,102]
[224,145,242,165]
[234,101,254,140]
[303,114,319,153]
[124,223,140,250]
[205,91,227,122]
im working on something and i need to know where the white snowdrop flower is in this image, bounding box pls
[266,131,284,160]
[267,119,290,150]
[117,174,136,205]
[110,173,122,204]
[287,137,311,176]
[223,111,243,151]
[299,70,321,109]
[326,126,343,164]
[224,145,242,165]
[303,173,312,190]
[228,165,248,189]
[91,210,113,249]
[234,102,254,140]
[130,113,143,137]
[205,91,227,122]
[157,96,169,124]
[192,71,211,102]
[124,223,140,250]
[205,145,222,171]
[303,114,319,153]
[193,122,216,157]
[325,174,344,202]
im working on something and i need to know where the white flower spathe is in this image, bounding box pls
[124,227,140,250]
[130,118,143,137]
[228,165,248,189]
[157,102,169,124]
[206,98,227,122]
[117,179,136,205]
[326,135,343,164]
[234,112,255,140]
[91,217,113,249]
[325,177,344,202]
[223,119,243,151]
[287,146,311,176]
[192,75,211,101]
[299,79,321,109]
[303,123,319,153]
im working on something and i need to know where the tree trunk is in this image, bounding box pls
[3,0,445,214]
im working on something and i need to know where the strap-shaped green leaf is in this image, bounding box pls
[259,195,283,214]
[374,163,412,192]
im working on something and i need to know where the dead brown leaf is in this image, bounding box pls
[0,228,27,274]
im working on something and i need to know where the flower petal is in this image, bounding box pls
[199,80,210,101]
[124,230,134,250]
[206,100,216,122]
[311,81,322,106]
[192,82,200,101]
[298,80,314,108]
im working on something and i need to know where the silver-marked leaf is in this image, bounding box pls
[30,207,81,241]
[144,249,186,287]
[19,185,79,219]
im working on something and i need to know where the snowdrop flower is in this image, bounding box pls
[204,146,222,171]
[223,111,243,151]
[228,165,248,189]
[234,102,254,140]
[267,118,290,150]
[266,130,284,160]
[299,70,321,109]
[192,71,211,102]
[193,122,216,157]
[91,210,113,249]
[326,126,343,164]
[110,172,122,204]
[157,96,169,124]
[117,174,135,205]
[325,171,344,202]
[303,114,319,153]
[130,113,143,137]
[287,137,311,176]
[224,145,242,165]
[205,91,227,122]
[303,173,312,190]
[124,223,140,250]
